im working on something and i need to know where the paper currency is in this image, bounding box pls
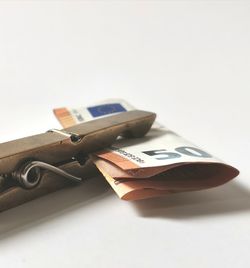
[53,99,162,129]
[54,99,136,128]
[54,99,239,201]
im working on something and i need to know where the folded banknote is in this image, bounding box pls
[54,99,239,200]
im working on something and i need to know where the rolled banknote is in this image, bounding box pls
[54,99,239,200]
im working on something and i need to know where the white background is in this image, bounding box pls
[0,1,249,267]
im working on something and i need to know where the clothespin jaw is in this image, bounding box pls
[0,110,156,212]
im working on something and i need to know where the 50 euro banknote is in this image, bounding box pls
[54,99,239,201]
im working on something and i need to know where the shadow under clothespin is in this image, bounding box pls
[0,175,112,241]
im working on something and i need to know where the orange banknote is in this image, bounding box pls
[54,99,239,201]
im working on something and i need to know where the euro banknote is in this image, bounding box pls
[54,99,239,200]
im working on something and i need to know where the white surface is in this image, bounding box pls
[0,1,249,268]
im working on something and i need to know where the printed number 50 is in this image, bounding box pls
[143,147,212,160]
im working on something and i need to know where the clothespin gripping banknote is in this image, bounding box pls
[54,99,239,201]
